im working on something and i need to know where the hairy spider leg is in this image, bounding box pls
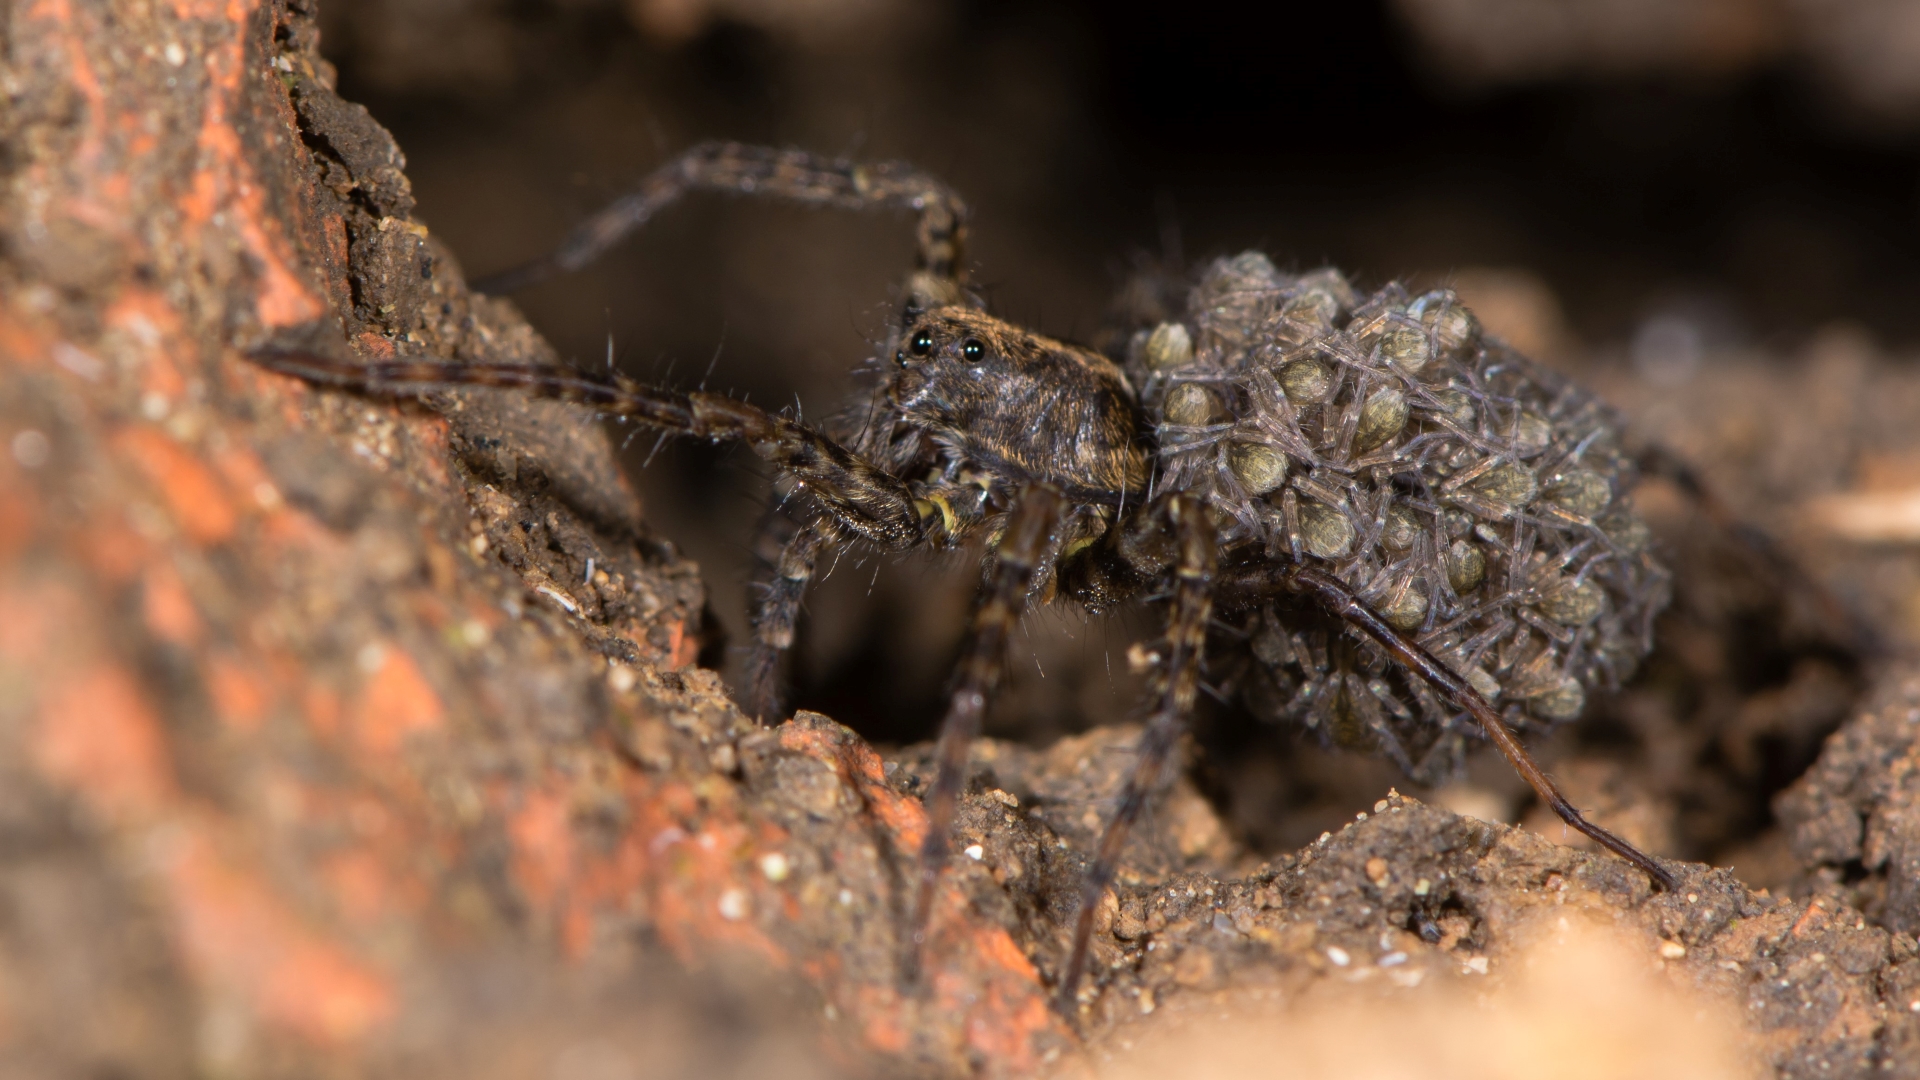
[471,141,980,714]
[245,349,927,553]
[745,514,826,720]
[1058,494,1216,1013]
[1222,561,1677,892]
[907,484,1066,971]
[471,141,971,310]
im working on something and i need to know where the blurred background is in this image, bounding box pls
[317,0,1920,864]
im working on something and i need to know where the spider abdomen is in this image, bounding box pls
[1125,252,1672,781]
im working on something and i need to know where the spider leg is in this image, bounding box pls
[744,511,826,721]
[1058,494,1214,1012]
[247,348,925,552]
[1223,561,1677,892]
[471,141,970,310]
[907,483,1065,970]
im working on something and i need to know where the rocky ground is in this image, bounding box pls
[6,0,1920,1076]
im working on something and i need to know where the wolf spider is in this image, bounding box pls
[250,141,1683,1011]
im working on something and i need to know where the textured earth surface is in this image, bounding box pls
[6,0,1920,1076]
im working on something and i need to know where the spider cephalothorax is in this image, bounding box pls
[248,142,1677,1015]
[882,307,1147,506]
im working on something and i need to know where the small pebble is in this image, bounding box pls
[10,429,50,469]
[1379,951,1408,967]
[1373,799,1389,813]
[1462,956,1489,975]
[964,844,984,861]
[1659,940,1687,959]
[1326,946,1351,967]
[1413,878,1431,897]
[51,341,103,380]
[717,888,750,921]
[837,889,853,906]
[759,853,791,882]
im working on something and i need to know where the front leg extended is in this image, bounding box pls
[246,346,926,552]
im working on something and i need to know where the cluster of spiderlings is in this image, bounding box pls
[1121,252,1671,782]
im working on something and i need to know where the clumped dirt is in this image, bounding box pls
[7,0,1920,1077]
[1778,673,1920,939]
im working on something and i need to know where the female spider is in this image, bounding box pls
[249,141,1675,1011]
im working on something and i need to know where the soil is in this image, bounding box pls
[5,0,1920,1076]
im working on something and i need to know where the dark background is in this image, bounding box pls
[317,0,1920,852]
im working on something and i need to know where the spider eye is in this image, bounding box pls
[909,331,934,356]
[961,338,985,362]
